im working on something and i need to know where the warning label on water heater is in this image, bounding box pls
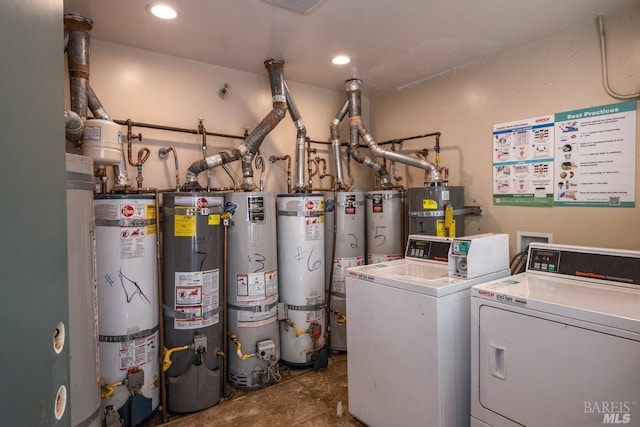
[174,269,219,329]
[305,216,323,241]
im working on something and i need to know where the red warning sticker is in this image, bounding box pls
[306,200,315,210]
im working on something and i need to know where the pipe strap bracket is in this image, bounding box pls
[408,207,480,218]
[99,325,159,343]
[287,303,325,312]
[277,210,324,217]
[228,301,279,313]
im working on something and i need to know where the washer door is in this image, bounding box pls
[478,305,640,425]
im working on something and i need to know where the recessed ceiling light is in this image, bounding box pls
[148,4,178,20]
[332,55,351,65]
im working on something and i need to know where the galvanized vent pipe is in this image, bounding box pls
[283,80,308,192]
[345,79,391,187]
[64,13,93,145]
[346,79,443,186]
[330,99,350,190]
[185,59,287,189]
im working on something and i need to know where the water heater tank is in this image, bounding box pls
[365,190,404,264]
[324,191,365,352]
[162,192,224,413]
[94,194,159,426]
[225,192,280,388]
[276,193,326,366]
[407,186,465,238]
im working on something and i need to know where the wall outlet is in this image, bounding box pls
[517,231,553,253]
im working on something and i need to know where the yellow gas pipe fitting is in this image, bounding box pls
[229,333,255,360]
[162,345,192,372]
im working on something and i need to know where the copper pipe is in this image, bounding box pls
[270,155,292,193]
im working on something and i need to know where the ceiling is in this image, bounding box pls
[63,0,636,96]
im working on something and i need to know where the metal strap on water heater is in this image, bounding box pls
[335,200,365,207]
[95,218,156,227]
[164,207,212,216]
[276,210,324,217]
[228,301,279,313]
[286,303,326,311]
[99,325,159,343]
[163,305,221,319]
[365,193,401,200]
[408,207,479,218]
[163,304,196,320]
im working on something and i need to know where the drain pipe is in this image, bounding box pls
[346,79,391,187]
[87,85,130,189]
[330,100,350,190]
[185,59,287,189]
[347,79,443,185]
[283,80,308,193]
[64,14,93,145]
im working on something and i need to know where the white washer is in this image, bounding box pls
[347,234,510,427]
[471,243,640,427]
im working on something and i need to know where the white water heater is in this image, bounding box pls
[94,194,159,426]
[66,154,101,427]
[365,190,404,264]
[225,192,280,388]
[324,191,365,352]
[276,194,326,366]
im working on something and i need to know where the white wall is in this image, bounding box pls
[370,3,640,253]
[69,40,374,193]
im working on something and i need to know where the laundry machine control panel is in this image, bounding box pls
[527,243,640,287]
[404,235,451,262]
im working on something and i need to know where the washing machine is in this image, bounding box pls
[470,243,640,427]
[346,233,510,427]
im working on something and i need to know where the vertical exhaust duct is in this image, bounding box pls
[346,79,443,186]
[64,14,93,145]
[345,79,391,187]
[330,100,350,190]
[186,59,287,189]
[283,80,308,192]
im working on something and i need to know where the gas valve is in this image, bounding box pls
[309,321,322,340]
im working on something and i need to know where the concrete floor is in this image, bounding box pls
[143,353,364,427]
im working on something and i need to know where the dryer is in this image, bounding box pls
[346,233,510,427]
[470,243,640,427]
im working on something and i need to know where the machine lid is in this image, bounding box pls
[472,273,640,333]
[347,260,508,297]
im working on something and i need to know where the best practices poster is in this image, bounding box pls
[492,115,555,206]
[554,100,636,207]
[493,100,636,208]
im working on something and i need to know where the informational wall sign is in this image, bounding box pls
[492,115,555,206]
[553,101,636,207]
[493,101,636,208]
